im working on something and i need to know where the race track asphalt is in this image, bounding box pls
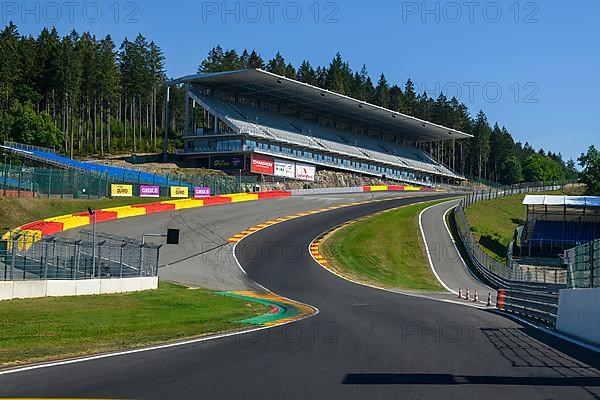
[1,193,599,399]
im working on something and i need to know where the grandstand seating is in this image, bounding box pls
[191,92,461,180]
[527,220,600,247]
[2,143,192,188]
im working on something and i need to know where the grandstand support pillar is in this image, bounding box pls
[184,83,191,137]
[214,114,218,134]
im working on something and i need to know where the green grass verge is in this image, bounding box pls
[464,189,569,261]
[0,196,169,235]
[0,281,268,366]
[320,199,450,292]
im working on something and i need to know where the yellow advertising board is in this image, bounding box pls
[111,184,133,197]
[170,186,189,198]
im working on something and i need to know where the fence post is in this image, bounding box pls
[139,244,144,277]
[17,165,22,198]
[48,168,52,198]
[590,242,595,289]
[119,244,124,278]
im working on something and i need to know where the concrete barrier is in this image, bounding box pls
[12,281,47,299]
[0,281,14,301]
[556,288,600,345]
[46,280,77,297]
[140,277,159,291]
[291,187,364,196]
[0,277,159,301]
[100,278,124,294]
[74,279,101,296]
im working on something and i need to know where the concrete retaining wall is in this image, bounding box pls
[291,187,364,196]
[556,288,600,345]
[0,277,159,301]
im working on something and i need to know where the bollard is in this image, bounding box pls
[465,288,470,300]
[486,292,492,307]
[457,288,462,299]
[473,289,479,303]
[496,289,505,310]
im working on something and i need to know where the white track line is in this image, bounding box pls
[441,204,495,293]
[310,198,490,310]
[418,202,458,294]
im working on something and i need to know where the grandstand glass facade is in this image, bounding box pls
[174,69,470,187]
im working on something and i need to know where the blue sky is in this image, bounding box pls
[6,0,599,162]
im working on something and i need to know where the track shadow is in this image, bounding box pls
[342,373,600,386]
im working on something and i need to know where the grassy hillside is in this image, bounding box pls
[0,196,166,234]
[464,189,573,261]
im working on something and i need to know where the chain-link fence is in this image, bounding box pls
[453,182,567,286]
[564,239,600,288]
[0,230,159,281]
[0,162,257,199]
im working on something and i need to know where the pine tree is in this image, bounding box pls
[246,50,265,69]
[374,74,390,108]
[297,60,316,85]
[266,52,287,76]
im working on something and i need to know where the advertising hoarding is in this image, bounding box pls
[295,163,316,181]
[170,186,189,198]
[251,154,275,175]
[274,158,295,178]
[194,187,211,198]
[210,155,244,170]
[140,185,160,198]
[111,184,133,197]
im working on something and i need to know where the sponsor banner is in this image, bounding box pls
[274,158,295,178]
[210,155,244,170]
[111,184,133,197]
[170,186,189,198]
[140,185,160,198]
[251,154,275,175]
[295,163,316,182]
[194,187,211,198]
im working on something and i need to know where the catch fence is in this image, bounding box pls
[0,163,257,199]
[0,230,159,281]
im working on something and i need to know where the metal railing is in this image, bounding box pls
[453,182,567,287]
[564,239,600,288]
[0,230,160,281]
[453,182,568,326]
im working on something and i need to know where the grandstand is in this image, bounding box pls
[520,195,600,256]
[172,69,470,186]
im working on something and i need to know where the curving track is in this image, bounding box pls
[1,194,600,399]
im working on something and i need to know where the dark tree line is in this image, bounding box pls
[0,22,174,158]
[0,22,579,185]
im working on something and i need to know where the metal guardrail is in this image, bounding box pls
[452,182,567,326]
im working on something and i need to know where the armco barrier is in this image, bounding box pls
[453,182,568,327]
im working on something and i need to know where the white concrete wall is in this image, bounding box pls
[291,187,363,196]
[0,277,158,301]
[556,288,600,345]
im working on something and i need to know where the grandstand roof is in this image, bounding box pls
[523,195,600,208]
[171,69,472,142]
